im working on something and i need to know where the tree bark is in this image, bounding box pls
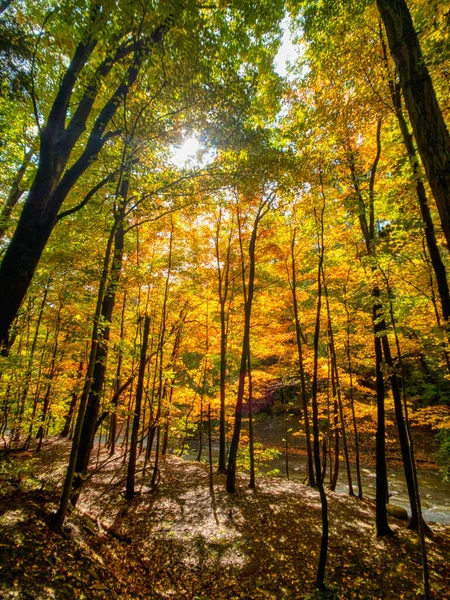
[126,314,150,500]
[71,176,128,503]
[51,222,115,529]
[377,0,450,250]
[226,198,271,493]
[215,209,233,474]
[311,200,328,591]
[289,227,316,487]
[378,27,450,324]
[60,359,84,438]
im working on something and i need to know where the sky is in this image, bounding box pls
[274,15,301,78]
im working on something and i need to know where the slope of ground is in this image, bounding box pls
[1,438,449,599]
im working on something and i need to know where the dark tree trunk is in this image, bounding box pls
[126,315,150,500]
[378,28,450,324]
[148,222,173,484]
[60,359,84,438]
[373,290,393,537]
[348,119,392,536]
[384,281,431,597]
[282,386,289,480]
[208,403,213,492]
[71,187,127,503]
[343,274,363,499]
[215,209,233,474]
[323,279,353,495]
[248,351,255,489]
[289,228,315,487]
[311,199,328,591]
[36,303,62,449]
[377,0,450,251]
[226,198,271,493]
[196,393,204,462]
[109,291,127,454]
[21,278,51,449]
[50,220,116,530]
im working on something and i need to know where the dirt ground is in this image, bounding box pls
[1,438,449,599]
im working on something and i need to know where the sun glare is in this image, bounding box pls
[171,137,201,166]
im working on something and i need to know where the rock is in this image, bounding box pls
[386,503,409,520]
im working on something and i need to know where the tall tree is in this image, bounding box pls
[226,190,273,493]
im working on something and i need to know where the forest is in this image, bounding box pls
[1,0,450,598]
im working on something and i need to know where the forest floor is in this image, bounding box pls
[1,438,450,600]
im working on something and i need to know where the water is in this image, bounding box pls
[183,445,450,525]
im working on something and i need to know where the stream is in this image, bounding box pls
[183,445,450,525]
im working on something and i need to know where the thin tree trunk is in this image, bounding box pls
[208,402,213,492]
[22,278,51,448]
[61,359,84,438]
[109,291,127,454]
[282,386,289,480]
[71,172,128,502]
[248,350,255,489]
[150,222,173,484]
[386,287,431,595]
[323,278,353,495]
[372,289,393,536]
[36,302,62,450]
[311,199,328,591]
[226,197,271,493]
[288,228,315,487]
[50,221,116,530]
[126,314,150,500]
[215,209,233,474]
[343,273,363,499]
[347,119,392,535]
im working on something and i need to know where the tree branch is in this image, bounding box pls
[56,172,116,221]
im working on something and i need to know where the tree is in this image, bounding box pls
[226,188,274,493]
[0,0,178,346]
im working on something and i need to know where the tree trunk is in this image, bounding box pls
[347,120,392,535]
[311,200,328,591]
[126,314,150,500]
[36,302,62,450]
[215,210,233,474]
[378,27,450,324]
[71,175,128,502]
[289,228,316,487]
[109,291,127,453]
[50,220,116,530]
[323,279,353,495]
[248,350,255,489]
[282,386,289,480]
[373,290,393,537]
[226,198,270,493]
[343,274,363,499]
[60,359,84,438]
[377,0,450,251]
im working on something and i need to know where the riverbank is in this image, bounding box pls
[251,413,441,471]
[1,438,450,599]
